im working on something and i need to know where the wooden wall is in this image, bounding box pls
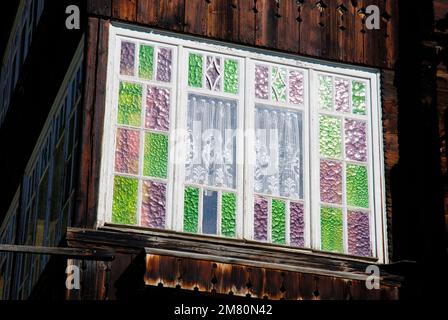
[86,0,398,69]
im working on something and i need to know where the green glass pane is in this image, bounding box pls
[319,115,342,158]
[224,59,238,94]
[221,192,236,237]
[320,206,343,252]
[184,186,199,233]
[272,199,286,245]
[188,53,203,87]
[271,67,287,102]
[139,45,154,79]
[346,164,369,208]
[118,82,142,126]
[144,132,168,179]
[319,75,333,110]
[112,176,138,225]
[352,81,367,115]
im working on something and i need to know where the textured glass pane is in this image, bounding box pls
[118,82,142,126]
[144,133,168,179]
[345,119,367,162]
[120,41,135,76]
[320,160,342,204]
[224,59,238,94]
[146,86,170,131]
[254,196,268,241]
[289,70,304,105]
[348,210,371,257]
[335,77,350,113]
[202,190,218,235]
[290,202,305,247]
[184,187,199,233]
[320,206,343,252]
[352,81,367,115]
[112,176,138,225]
[139,44,154,79]
[272,199,286,245]
[156,47,172,82]
[271,67,287,102]
[221,192,236,237]
[318,75,333,110]
[206,56,222,91]
[255,65,269,99]
[115,128,140,175]
[188,53,203,87]
[319,115,342,159]
[141,180,166,229]
[346,164,369,208]
[255,105,303,199]
[185,94,237,189]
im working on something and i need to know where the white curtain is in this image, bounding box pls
[185,94,237,189]
[254,105,303,199]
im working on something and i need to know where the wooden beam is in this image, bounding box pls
[66,226,405,285]
[0,245,115,261]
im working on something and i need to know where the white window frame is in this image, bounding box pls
[100,24,388,263]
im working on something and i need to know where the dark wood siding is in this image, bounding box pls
[86,0,398,69]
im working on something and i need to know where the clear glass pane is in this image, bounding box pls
[202,190,218,235]
[254,104,303,199]
[185,94,237,189]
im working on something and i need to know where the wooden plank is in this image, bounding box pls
[67,227,405,285]
[87,19,110,228]
[339,0,355,63]
[184,0,208,35]
[299,0,321,57]
[112,0,137,21]
[364,0,384,67]
[255,0,277,48]
[276,0,299,53]
[263,269,283,299]
[385,0,398,68]
[75,17,99,228]
[0,244,115,260]
[137,0,159,25]
[87,0,112,16]
[353,0,365,64]
[158,0,185,31]
[207,0,232,40]
[236,0,255,45]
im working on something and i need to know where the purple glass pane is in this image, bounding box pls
[254,195,268,241]
[146,86,170,131]
[115,128,140,175]
[289,71,304,105]
[156,47,172,82]
[141,180,166,229]
[206,56,222,91]
[120,41,135,76]
[290,202,305,247]
[345,119,368,162]
[320,160,343,204]
[347,211,371,257]
[335,77,350,113]
[255,65,269,99]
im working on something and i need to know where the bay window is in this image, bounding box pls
[99,25,386,262]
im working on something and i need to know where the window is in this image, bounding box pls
[101,26,386,262]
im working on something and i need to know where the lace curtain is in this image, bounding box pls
[185,94,237,190]
[254,104,303,199]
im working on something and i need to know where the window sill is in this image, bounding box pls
[67,224,403,286]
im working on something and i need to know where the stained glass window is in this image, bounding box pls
[106,29,383,260]
[317,73,372,257]
[111,39,174,229]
